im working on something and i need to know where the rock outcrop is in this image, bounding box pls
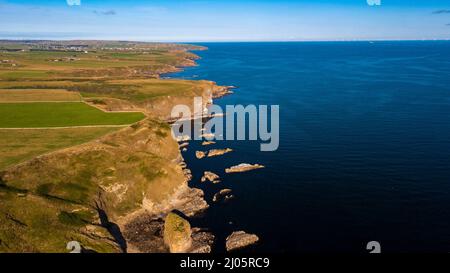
[202,141,216,146]
[124,216,168,253]
[200,133,215,139]
[195,148,233,159]
[190,228,215,253]
[225,231,259,252]
[142,184,208,218]
[196,151,207,159]
[213,189,233,202]
[225,163,265,173]
[125,213,214,253]
[178,187,209,217]
[179,142,189,149]
[207,148,233,158]
[164,213,192,253]
[201,171,221,184]
[213,86,234,99]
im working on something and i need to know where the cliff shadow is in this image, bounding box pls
[96,206,127,253]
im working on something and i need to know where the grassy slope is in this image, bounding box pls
[1,119,184,253]
[0,102,145,128]
[0,41,212,253]
[0,127,118,170]
[0,188,119,253]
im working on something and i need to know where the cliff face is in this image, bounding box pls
[0,79,226,253]
[0,120,173,251]
[0,41,222,253]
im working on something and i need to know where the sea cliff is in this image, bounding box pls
[0,41,227,253]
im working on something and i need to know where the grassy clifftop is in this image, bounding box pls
[0,41,215,253]
[1,119,183,253]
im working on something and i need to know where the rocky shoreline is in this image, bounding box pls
[123,213,215,253]
[120,49,262,254]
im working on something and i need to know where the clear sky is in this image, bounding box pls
[0,0,450,41]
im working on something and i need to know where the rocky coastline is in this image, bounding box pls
[118,50,240,253]
[83,47,259,253]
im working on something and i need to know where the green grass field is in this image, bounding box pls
[0,102,145,128]
[0,89,81,102]
[0,127,119,170]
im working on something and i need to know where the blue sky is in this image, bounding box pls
[0,0,450,41]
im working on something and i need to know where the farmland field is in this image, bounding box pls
[0,41,214,253]
[0,89,81,102]
[0,127,119,170]
[0,102,145,128]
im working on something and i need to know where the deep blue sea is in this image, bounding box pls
[169,41,450,253]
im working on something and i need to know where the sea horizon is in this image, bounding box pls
[2,38,450,43]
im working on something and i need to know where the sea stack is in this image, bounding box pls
[163,212,192,253]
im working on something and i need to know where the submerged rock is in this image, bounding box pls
[201,171,220,184]
[224,195,235,201]
[225,163,265,173]
[207,148,233,158]
[164,213,192,253]
[195,151,207,159]
[225,231,259,252]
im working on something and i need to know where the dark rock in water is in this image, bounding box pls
[224,195,235,201]
[213,189,233,202]
[225,231,259,252]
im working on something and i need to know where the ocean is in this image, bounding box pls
[169,41,450,253]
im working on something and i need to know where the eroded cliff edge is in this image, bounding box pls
[0,42,227,253]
